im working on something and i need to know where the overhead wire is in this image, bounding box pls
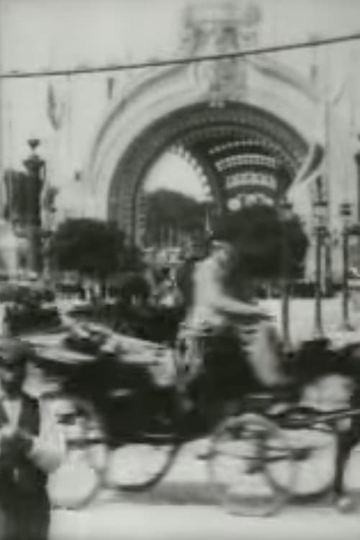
[1,31,360,80]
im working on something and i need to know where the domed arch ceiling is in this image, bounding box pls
[108,101,308,242]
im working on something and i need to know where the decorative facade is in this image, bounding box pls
[2,0,360,279]
[84,3,319,226]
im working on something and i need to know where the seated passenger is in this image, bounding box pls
[183,238,288,388]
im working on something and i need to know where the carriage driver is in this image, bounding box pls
[183,238,289,389]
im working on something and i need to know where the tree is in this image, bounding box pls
[145,189,205,233]
[212,204,309,281]
[49,218,142,284]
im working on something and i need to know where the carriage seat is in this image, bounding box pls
[244,386,298,412]
[106,388,135,400]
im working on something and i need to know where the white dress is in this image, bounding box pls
[184,258,228,330]
[183,258,286,387]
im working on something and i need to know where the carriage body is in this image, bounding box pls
[21,316,360,514]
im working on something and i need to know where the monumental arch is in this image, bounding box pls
[84,2,321,246]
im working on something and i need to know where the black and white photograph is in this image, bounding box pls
[1,0,360,538]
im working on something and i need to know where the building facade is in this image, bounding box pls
[1,0,360,279]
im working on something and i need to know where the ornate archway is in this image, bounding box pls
[108,101,307,243]
[83,0,320,244]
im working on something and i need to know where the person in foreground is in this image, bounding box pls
[0,338,66,540]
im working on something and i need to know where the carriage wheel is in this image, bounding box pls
[104,433,180,492]
[207,413,295,517]
[48,396,105,510]
[268,420,336,501]
[103,392,182,492]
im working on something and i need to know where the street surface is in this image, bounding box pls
[51,502,360,540]
[259,295,360,346]
[46,433,360,539]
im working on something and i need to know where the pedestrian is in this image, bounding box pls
[0,338,66,539]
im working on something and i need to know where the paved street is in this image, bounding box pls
[50,502,360,540]
[260,296,360,346]
[46,434,360,539]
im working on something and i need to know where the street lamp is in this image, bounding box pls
[203,192,214,241]
[278,197,293,351]
[339,202,353,330]
[312,197,328,339]
[23,138,45,274]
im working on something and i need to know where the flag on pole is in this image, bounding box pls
[290,142,325,191]
[47,82,65,131]
[107,77,115,100]
[288,106,326,196]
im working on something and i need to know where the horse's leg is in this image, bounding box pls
[334,429,357,497]
[333,389,360,506]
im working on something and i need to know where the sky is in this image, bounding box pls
[1,0,360,73]
[0,1,357,90]
[145,152,207,201]
[1,0,360,209]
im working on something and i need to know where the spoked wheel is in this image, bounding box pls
[270,420,336,501]
[207,413,296,517]
[105,432,180,492]
[104,392,182,492]
[47,396,105,510]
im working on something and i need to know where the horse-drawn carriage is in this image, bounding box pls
[24,312,360,516]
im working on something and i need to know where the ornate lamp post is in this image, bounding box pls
[339,202,353,330]
[279,197,293,351]
[42,193,57,283]
[312,197,328,339]
[203,193,214,238]
[23,138,45,274]
[201,192,214,259]
[355,139,360,261]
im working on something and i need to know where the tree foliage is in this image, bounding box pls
[212,204,309,280]
[145,189,205,231]
[50,219,141,279]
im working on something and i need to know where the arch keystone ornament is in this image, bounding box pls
[84,0,321,244]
